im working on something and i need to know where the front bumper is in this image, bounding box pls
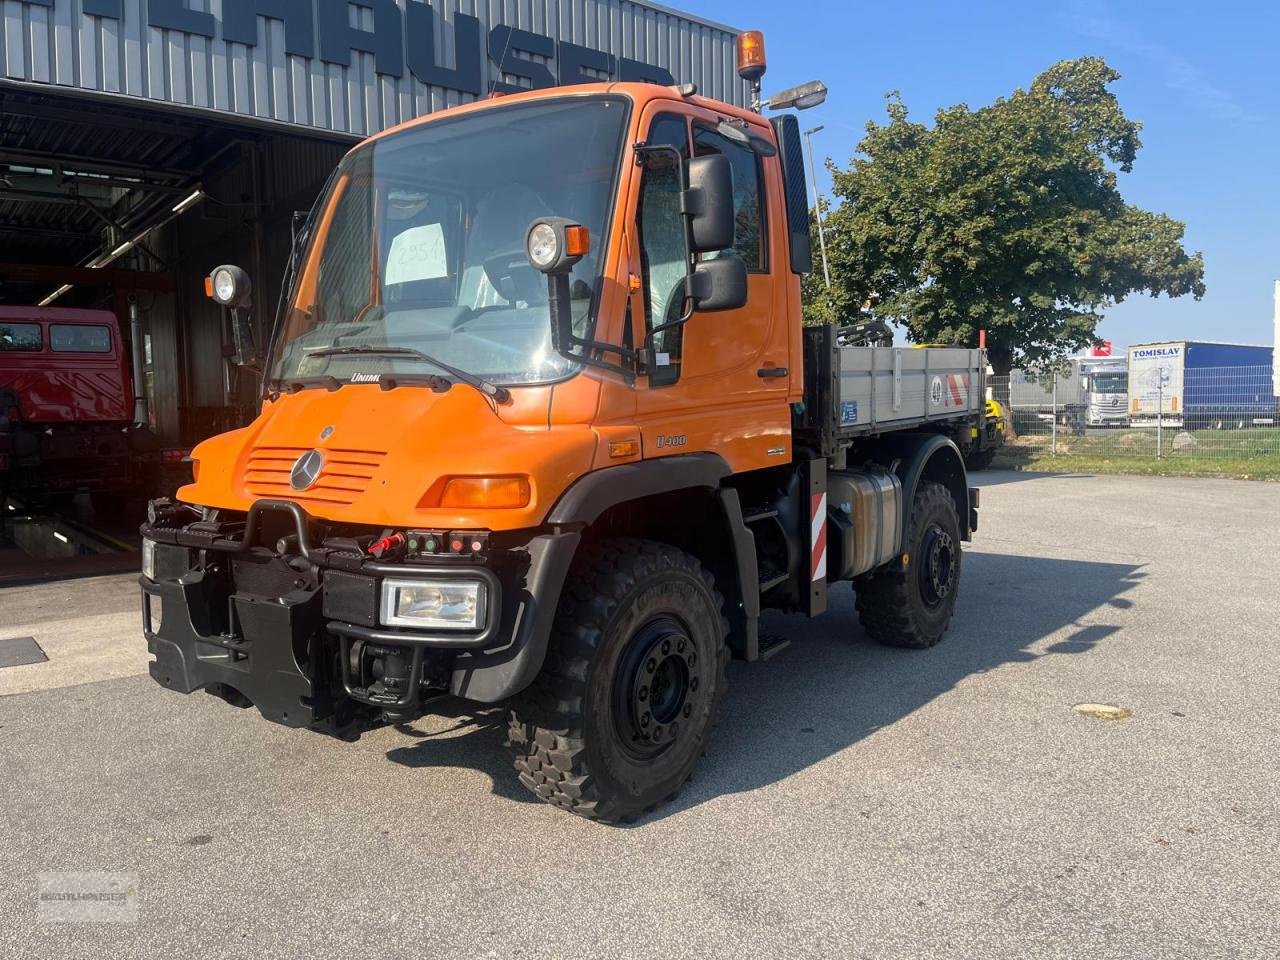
[140,499,578,734]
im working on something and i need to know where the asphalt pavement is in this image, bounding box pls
[1,471,1277,959]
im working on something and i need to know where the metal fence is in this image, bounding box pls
[990,366,1280,463]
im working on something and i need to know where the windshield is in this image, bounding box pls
[1090,374,1127,393]
[270,96,629,388]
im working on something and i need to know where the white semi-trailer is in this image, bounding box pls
[1128,341,1276,429]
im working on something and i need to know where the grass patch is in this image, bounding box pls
[991,438,1280,481]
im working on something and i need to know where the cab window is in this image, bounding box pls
[379,190,464,309]
[50,324,112,353]
[636,113,691,387]
[693,123,768,271]
[0,322,42,352]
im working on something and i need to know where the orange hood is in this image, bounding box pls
[180,383,599,531]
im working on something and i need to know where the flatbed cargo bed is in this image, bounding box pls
[796,326,986,454]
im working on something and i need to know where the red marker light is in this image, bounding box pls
[471,539,483,553]
[451,538,464,553]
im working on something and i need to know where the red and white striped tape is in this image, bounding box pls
[811,491,827,581]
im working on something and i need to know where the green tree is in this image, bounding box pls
[813,57,1205,374]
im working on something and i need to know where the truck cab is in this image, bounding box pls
[0,306,152,496]
[141,68,981,821]
[1079,359,1129,427]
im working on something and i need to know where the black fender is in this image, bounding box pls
[715,486,760,660]
[449,529,580,703]
[454,453,734,701]
[546,452,732,525]
[877,433,973,549]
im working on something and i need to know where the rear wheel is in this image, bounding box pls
[855,481,962,649]
[507,539,728,822]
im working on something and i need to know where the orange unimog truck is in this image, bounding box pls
[140,34,984,821]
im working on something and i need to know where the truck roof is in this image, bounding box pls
[363,82,771,151]
[1127,339,1273,350]
[0,305,117,324]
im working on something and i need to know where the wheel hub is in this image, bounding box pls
[615,616,700,758]
[920,524,955,607]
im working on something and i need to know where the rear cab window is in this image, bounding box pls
[50,324,113,354]
[0,322,42,352]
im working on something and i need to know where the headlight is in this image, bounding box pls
[524,218,589,275]
[379,578,486,630]
[213,268,237,302]
[527,222,560,270]
[141,539,156,580]
[205,264,252,307]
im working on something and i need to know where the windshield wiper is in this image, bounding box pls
[302,344,510,403]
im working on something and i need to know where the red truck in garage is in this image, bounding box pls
[0,305,165,501]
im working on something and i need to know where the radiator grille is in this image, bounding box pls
[244,446,386,506]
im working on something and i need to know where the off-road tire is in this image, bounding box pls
[855,481,962,649]
[507,538,729,822]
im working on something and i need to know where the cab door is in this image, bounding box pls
[627,102,794,473]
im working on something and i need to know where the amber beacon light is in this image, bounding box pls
[736,31,767,82]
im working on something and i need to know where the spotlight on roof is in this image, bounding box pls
[765,80,828,111]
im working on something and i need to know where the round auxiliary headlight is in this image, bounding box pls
[212,267,237,305]
[527,222,560,271]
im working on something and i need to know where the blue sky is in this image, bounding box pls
[694,0,1280,350]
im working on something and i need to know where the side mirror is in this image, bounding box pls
[687,254,748,312]
[684,154,735,253]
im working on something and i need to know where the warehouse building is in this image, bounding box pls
[0,0,746,443]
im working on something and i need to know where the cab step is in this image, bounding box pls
[757,633,791,660]
[759,568,789,593]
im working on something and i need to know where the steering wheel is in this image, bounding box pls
[481,249,547,307]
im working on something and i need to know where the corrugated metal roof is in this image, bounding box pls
[0,88,210,268]
[0,0,748,139]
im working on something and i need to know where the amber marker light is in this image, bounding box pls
[736,30,767,82]
[608,440,639,459]
[439,476,532,509]
[565,225,590,258]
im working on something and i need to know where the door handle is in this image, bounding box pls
[757,366,788,379]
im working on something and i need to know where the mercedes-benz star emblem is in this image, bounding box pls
[290,449,325,490]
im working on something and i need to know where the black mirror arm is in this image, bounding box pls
[631,141,701,374]
[637,293,696,367]
[228,306,262,372]
[632,140,696,278]
[545,272,639,383]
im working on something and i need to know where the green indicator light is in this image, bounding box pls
[424,537,437,552]
[408,538,419,551]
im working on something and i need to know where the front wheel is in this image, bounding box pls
[855,481,962,649]
[507,539,729,822]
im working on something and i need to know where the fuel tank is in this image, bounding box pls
[827,469,902,580]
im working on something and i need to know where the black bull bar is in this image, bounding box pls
[140,499,576,731]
